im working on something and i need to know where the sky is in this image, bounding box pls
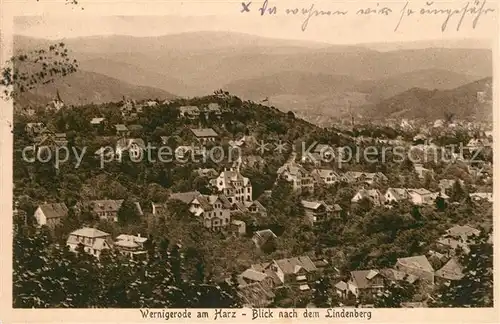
[7,0,499,46]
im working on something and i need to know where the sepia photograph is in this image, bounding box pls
[1,0,497,318]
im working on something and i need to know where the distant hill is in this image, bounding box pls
[14,33,491,96]
[365,77,493,120]
[15,70,175,107]
[77,58,192,96]
[224,71,363,100]
[359,69,481,102]
[13,33,493,121]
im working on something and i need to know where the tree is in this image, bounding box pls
[450,180,466,202]
[374,280,415,308]
[312,276,331,307]
[117,199,140,225]
[2,43,78,100]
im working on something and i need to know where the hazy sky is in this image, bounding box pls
[8,0,500,45]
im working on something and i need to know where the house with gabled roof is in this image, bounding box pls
[277,162,314,193]
[212,168,252,203]
[34,203,68,228]
[89,199,124,222]
[384,188,410,204]
[347,269,385,298]
[269,256,318,288]
[437,225,480,255]
[311,168,339,186]
[252,229,277,252]
[407,188,435,205]
[66,227,112,258]
[351,189,384,206]
[394,255,435,284]
[435,258,464,284]
[237,282,275,308]
[190,194,232,230]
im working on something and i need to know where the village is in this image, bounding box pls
[14,89,493,308]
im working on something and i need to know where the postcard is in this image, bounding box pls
[0,0,498,323]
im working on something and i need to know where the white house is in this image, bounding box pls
[34,203,68,228]
[189,194,232,230]
[277,162,314,193]
[66,227,112,258]
[408,188,439,205]
[311,168,339,186]
[384,188,410,204]
[114,234,148,260]
[351,189,384,206]
[212,168,252,203]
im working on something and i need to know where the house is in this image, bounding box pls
[191,128,218,144]
[66,227,112,258]
[435,258,464,284]
[189,194,232,230]
[237,268,276,288]
[379,268,419,285]
[414,163,434,179]
[269,256,318,287]
[311,168,339,185]
[335,281,349,299]
[469,192,493,203]
[384,188,410,204]
[115,124,129,137]
[151,202,166,216]
[90,199,124,222]
[347,270,385,298]
[25,122,45,137]
[237,282,275,307]
[394,255,434,284]
[179,105,200,119]
[351,189,384,206]
[245,200,268,217]
[90,117,106,125]
[407,188,435,205]
[203,103,222,118]
[211,168,252,203]
[252,229,278,252]
[230,220,246,236]
[114,234,148,260]
[34,203,68,228]
[301,200,338,225]
[116,138,146,160]
[277,163,314,193]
